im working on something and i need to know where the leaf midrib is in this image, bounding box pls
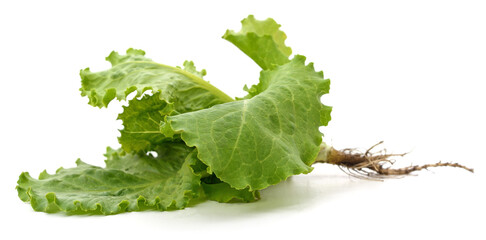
[39,176,167,194]
[117,61,235,103]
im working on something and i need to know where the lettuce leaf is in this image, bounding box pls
[86,50,234,153]
[117,92,176,153]
[162,55,331,190]
[80,49,233,110]
[16,143,201,214]
[200,174,259,202]
[202,182,259,203]
[223,15,291,70]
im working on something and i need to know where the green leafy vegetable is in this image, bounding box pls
[80,48,233,110]
[18,14,472,216]
[223,14,291,70]
[162,56,330,191]
[202,182,259,203]
[117,92,175,153]
[17,143,201,214]
[17,15,329,214]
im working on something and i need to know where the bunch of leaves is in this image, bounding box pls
[17,15,332,214]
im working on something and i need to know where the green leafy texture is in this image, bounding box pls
[223,15,292,70]
[162,55,331,191]
[116,59,215,153]
[201,175,259,203]
[118,59,215,153]
[178,60,207,79]
[202,183,259,203]
[106,48,153,66]
[16,143,201,214]
[17,16,335,215]
[117,92,176,153]
[80,49,233,110]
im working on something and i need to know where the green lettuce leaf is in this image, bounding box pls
[162,55,331,191]
[201,175,259,203]
[189,158,259,202]
[16,143,201,214]
[223,15,292,70]
[105,48,153,66]
[115,59,218,153]
[80,49,233,110]
[202,182,259,203]
[117,92,176,153]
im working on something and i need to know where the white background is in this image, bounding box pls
[1,0,485,239]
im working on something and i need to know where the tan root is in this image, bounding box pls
[316,141,473,180]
